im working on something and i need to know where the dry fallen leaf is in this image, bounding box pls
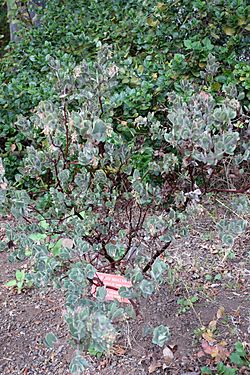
[202,340,218,356]
[202,330,215,343]
[97,358,109,370]
[208,320,217,332]
[163,346,174,364]
[201,340,230,362]
[148,360,162,373]
[11,144,16,152]
[216,306,225,319]
[210,346,220,358]
[218,340,227,347]
[61,238,74,249]
[112,345,126,356]
[197,350,205,358]
[169,344,178,353]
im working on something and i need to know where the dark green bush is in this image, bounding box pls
[0,0,249,180]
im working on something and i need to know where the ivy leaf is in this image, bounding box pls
[85,264,96,279]
[39,220,49,229]
[216,362,237,375]
[201,367,213,375]
[230,352,245,366]
[119,286,135,299]
[234,341,246,356]
[92,118,106,142]
[109,303,124,321]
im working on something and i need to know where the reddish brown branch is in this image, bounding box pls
[63,103,69,163]
[208,184,250,194]
[98,96,104,116]
[143,241,171,274]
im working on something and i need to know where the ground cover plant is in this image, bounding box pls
[0,1,249,374]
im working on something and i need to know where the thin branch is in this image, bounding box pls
[208,185,250,194]
[63,101,69,164]
[143,241,171,274]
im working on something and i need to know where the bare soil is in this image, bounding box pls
[0,201,249,375]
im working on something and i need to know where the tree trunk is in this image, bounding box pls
[6,0,19,41]
[0,3,10,55]
[6,0,45,42]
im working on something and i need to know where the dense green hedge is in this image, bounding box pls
[0,0,249,180]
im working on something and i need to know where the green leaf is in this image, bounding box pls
[68,267,84,283]
[152,325,170,347]
[45,332,58,348]
[230,352,246,366]
[52,239,62,256]
[6,280,17,287]
[221,233,234,247]
[150,258,167,281]
[223,26,236,36]
[216,362,236,375]
[234,341,246,356]
[39,220,49,230]
[96,286,107,302]
[0,241,7,252]
[201,367,213,375]
[119,286,135,299]
[106,242,125,261]
[109,303,124,321]
[16,270,25,281]
[139,279,155,297]
[88,344,103,358]
[214,274,222,281]
[147,17,159,27]
[29,233,47,242]
[17,281,24,292]
[85,264,96,279]
[190,296,199,303]
[92,118,106,142]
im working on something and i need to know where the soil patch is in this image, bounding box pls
[0,202,249,375]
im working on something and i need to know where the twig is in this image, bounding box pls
[126,320,132,349]
[208,185,250,194]
[215,198,247,220]
[143,241,171,273]
[183,282,203,326]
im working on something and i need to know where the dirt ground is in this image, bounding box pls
[0,200,249,375]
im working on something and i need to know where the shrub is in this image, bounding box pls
[1,46,249,373]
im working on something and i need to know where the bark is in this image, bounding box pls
[6,0,45,41]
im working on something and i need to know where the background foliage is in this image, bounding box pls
[0,0,249,180]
